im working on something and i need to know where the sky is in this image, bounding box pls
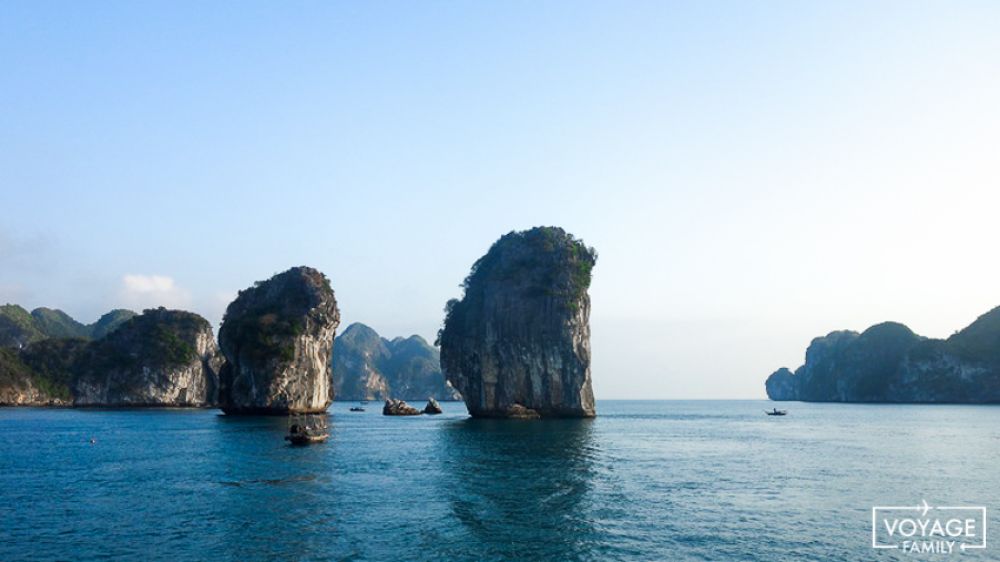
[1,1,998,399]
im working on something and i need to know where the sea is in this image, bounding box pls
[2,400,998,561]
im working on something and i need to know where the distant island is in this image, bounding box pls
[766,306,1000,403]
[332,323,460,402]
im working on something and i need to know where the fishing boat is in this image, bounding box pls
[349,406,365,412]
[285,413,329,445]
[765,408,787,416]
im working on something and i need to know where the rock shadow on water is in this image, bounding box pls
[435,417,600,560]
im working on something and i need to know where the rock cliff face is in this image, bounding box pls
[73,308,221,407]
[438,226,597,418]
[332,323,460,401]
[218,266,340,414]
[766,307,1000,402]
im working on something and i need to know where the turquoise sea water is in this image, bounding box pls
[2,400,998,561]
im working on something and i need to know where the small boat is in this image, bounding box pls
[765,408,788,416]
[349,406,365,412]
[285,414,329,445]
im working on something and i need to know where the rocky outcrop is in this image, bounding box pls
[332,323,460,401]
[73,308,221,407]
[766,307,1000,403]
[218,266,340,415]
[438,226,598,418]
[423,397,443,414]
[382,398,421,416]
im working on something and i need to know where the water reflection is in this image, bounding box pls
[436,418,599,561]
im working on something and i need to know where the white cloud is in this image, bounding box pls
[123,274,176,293]
[119,274,192,310]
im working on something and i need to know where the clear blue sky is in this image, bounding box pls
[2,1,998,398]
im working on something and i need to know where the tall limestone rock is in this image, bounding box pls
[73,308,221,407]
[438,226,597,418]
[218,266,340,414]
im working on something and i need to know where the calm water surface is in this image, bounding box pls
[2,400,998,561]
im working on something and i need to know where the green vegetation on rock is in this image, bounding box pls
[20,338,88,400]
[85,308,208,372]
[30,308,90,339]
[0,305,138,349]
[0,304,46,348]
[89,309,138,339]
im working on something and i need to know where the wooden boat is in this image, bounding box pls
[285,414,329,445]
[349,406,365,412]
[765,409,787,416]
